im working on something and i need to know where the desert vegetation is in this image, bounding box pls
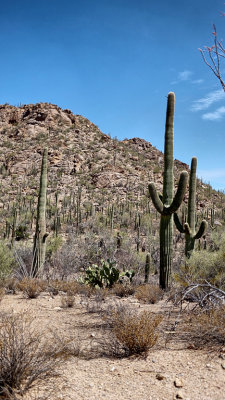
[0,96,224,399]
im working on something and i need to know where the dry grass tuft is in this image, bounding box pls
[135,284,163,304]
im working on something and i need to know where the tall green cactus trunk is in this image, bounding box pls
[31,148,48,277]
[185,157,198,257]
[148,93,188,289]
[174,157,207,258]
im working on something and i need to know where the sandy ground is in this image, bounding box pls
[0,291,224,400]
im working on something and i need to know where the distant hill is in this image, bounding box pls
[0,102,223,229]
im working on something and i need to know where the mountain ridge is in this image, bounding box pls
[0,102,222,217]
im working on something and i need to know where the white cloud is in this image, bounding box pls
[202,106,225,120]
[191,79,204,84]
[171,70,193,84]
[178,70,193,81]
[191,89,225,111]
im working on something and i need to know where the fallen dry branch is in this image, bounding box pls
[173,281,225,310]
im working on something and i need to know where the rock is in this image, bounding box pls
[174,378,184,388]
[156,373,166,380]
[221,362,225,370]
[175,392,183,399]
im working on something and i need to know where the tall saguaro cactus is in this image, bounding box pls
[148,92,188,289]
[31,148,48,277]
[174,157,207,258]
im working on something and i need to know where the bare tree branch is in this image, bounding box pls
[199,24,225,91]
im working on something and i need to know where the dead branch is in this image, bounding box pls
[199,24,225,91]
[173,281,225,309]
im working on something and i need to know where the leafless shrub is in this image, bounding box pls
[0,313,65,399]
[181,305,225,349]
[80,288,109,314]
[13,246,33,279]
[135,284,163,304]
[49,240,81,280]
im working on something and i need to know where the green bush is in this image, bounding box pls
[175,233,225,289]
[0,241,14,279]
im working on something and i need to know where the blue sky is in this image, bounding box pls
[1,0,225,190]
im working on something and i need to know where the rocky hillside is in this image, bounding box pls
[0,102,223,228]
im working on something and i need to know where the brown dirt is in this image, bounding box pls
[1,292,224,400]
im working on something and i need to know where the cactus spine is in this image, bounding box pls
[31,148,48,277]
[148,92,188,289]
[174,157,207,258]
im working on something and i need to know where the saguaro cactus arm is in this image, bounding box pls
[174,157,207,258]
[194,220,208,239]
[174,213,185,233]
[184,222,192,235]
[149,171,188,216]
[148,183,164,214]
[167,171,188,214]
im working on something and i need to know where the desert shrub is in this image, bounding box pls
[2,278,18,294]
[0,241,14,280]
[105,306,162,357]
[46,279,80,296]
[18,278,41,299]
[15,224,29,241]
[114,236,146,274]
[111,283,135,297]
[59,280,82,295]
[46,236,63,261]
[175,248,225,289]
[47,280,63,296]
[135,284,163,304]
[183,305,225,348]
[80,287,109,313]
[0,313,64,398]
[13,244,33,278]
[60,293,75,308]
[49,237,83,279]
